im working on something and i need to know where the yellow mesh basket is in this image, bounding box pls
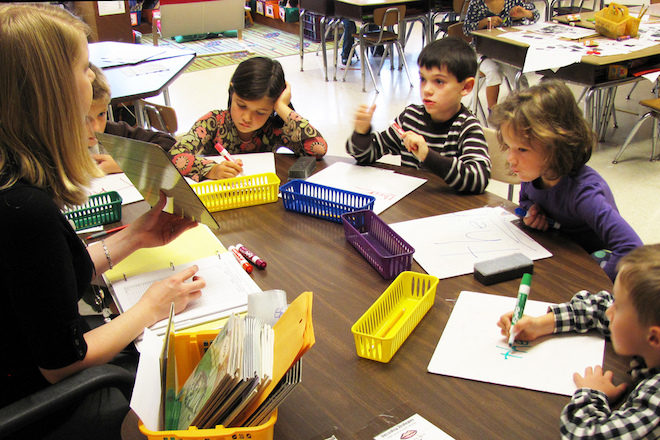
[191,173,280,212]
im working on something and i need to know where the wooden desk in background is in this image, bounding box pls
[470,27,660,138]
[89,41,195,127]
[119,154,627,439]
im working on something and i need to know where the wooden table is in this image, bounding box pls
[471,26,660,139]
[89,41,195,127]
[119,154,627,439]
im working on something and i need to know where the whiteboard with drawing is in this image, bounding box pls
[427,291,605,396]
[389,207,552,279]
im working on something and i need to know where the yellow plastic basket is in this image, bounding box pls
[191,173,280,212]
[351,271,439,363]
[138,330,276,440]
[595,3,638,39]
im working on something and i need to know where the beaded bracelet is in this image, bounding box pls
[101,239,113,270]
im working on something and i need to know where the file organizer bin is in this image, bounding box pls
[63,191,122,230]
[341,210,414,279]
[351,272,439,363]
[279,180,375,223]
[191,173,280,212]
[138,330,277,440]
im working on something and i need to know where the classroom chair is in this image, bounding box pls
[0,365,133,439]
[612,97,660,164]
[484,127,521,201]
[434,0,467,39]
[140,99,179,135]
[342,6,414,93]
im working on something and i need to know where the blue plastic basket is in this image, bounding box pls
[341,210,414,279]
[279,180,375,223]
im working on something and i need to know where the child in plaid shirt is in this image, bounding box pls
[498,244,660,439]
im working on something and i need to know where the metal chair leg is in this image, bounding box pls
[395,41,414,88]
[612,111,654,164]
[341,44,357,82]
[626,82,639,100]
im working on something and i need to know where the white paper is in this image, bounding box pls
[130,328,163,431]
[427,291,605,396]
[87,173,144,205]
[305,162,426,214]
[374,414,455,440]
[389,207,552,279]
[184,152,276,185]
[111,253,260,334]
[97,1,125,16]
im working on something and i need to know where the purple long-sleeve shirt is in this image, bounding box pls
[519,165,642,281]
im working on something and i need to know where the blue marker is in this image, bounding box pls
[509,273,532,346]
[515,207,560,229]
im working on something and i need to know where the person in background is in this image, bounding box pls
[463,0,539,111]
[498,244,660,439]
[168,56,327,181]
[346,37,491,194]
[489,79,642,281]
[87,63,178,174]
[0,4,204,438]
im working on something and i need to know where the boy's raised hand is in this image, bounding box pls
[354,104,376,135]
[498,311,555,341]
[573,365,627,401]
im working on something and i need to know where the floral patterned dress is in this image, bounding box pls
[169,109,327,181]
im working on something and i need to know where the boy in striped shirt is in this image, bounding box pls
[346,37,491,194]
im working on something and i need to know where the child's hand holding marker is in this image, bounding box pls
[515,204,560,232]
[392,121,429,162]
[207,142,244,180]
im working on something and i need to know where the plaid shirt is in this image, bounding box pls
[549,290,660,439]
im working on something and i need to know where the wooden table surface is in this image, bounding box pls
[121,154,628,440]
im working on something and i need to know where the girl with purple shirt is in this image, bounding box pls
[489,80,642,281]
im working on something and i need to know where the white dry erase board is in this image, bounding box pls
[389,207,552,280]
[427,291,605,396]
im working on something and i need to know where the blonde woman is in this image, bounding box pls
[0,4,204,438]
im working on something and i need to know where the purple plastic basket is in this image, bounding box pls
[341,210,414,279]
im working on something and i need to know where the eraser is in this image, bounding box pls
[288,156,316,179]
[473,253,533,285]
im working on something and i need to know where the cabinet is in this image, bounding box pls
[72,1,133,43]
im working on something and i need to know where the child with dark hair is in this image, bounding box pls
[168,56,327,181]
[346,37,491,194]
[490,79,642,281]
[498,244,660,439]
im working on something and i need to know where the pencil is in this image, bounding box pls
[86,224,129,240]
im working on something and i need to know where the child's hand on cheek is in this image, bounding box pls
[275,82,292,117]
[354,104,376,135]
[523,204,550,231]
[573,365,627,401]
[402,132,429,162]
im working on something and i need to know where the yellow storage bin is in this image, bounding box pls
[351,271,439,363]
[138,330,277,440]
[595,3,638,39]
[191,173,280,212]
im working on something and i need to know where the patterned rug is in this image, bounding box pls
[141,24,335,72]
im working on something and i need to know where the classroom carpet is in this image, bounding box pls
[141,24,335,72]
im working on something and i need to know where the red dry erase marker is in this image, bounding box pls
[214,142,237,164]
[236,243,267,269]
[228,245,253,274]
[86,224,129,240]
[391,122,405,138]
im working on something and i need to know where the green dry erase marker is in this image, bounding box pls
[508,273,532,346]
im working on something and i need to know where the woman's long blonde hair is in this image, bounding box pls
[0,3,101,207]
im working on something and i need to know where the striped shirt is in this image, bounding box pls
[346,104,491,194]
[550,290,660,440]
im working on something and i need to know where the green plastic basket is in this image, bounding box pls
[63,191,122,230]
